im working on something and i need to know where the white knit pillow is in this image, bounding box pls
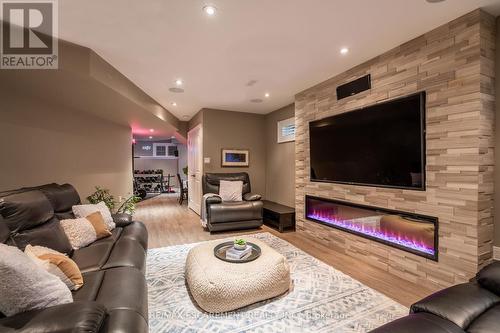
[0,243,73,317]
[60,217,97,249]
[72,201,115,230]
[219,180,243,202]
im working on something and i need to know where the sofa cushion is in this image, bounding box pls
[209,201,263,223]
[96,267,148,320]
[0,301,107,333]
[477,261,500,295]
[75,267,148,322]
[101,309,148,333]
[102,238,146,272]
[71,242,114,273]
[73,270,105,302]
[411,283,500,329]
[11,217,73,254]
[370,313,466,333]
[0,190,54,232]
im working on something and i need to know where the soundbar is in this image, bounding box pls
[336,74,371,100]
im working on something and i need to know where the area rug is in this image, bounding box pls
[146,233,407,333]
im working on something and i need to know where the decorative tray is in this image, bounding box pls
[213,241,261,263]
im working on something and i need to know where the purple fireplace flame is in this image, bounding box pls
[305,196,437,260]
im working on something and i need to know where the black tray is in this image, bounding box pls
[213,241,261,263]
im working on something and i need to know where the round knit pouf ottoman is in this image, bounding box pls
[185,237,290,313]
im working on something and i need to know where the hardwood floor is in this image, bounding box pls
[135,194,437,307]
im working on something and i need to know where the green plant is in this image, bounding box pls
[234,239,246,246]
[182,166,188,175]
[116,195,141,214]
[87,187,115,211]
[87,186,140,215]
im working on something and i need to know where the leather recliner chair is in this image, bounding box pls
[203,172,263,232]
[370,260,500,333]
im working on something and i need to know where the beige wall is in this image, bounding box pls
[495,16,500,247]
[0,90,133,200]
[202,109,267,197]
[295,10,495,289]
[264,104,296,207]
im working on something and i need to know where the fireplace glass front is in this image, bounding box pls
[305,196,438,260]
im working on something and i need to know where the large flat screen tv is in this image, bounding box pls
[309,91,426,190]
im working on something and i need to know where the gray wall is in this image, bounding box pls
[0,90,133,200]
[264,104,296,207]
[202,109,267,197]
[495,17,500,247]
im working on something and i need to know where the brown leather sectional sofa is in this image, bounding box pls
[0,183,149,333]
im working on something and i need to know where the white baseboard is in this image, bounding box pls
[494,246,500,260]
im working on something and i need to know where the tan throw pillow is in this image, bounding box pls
[25,245,84,291]
[60,212,111,250]
[85,211,112,239]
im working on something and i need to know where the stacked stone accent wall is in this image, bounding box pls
[295,10,496,289]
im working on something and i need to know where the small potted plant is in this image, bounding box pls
[233,239,247,250]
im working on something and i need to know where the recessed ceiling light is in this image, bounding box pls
[175,79,183,86]
[149,136,153,139]
[149,129,154,133]
[203,5,216,16]
[171,136,175,139]
[171,102,177,106]
[182,115,189,120]
[264,93,270,98]
[340,47,349,55]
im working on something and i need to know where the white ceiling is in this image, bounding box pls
[58,0,500,120]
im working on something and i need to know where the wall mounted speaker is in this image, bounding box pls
[336,74,371,100]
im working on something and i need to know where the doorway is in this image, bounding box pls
[187,124,203,215]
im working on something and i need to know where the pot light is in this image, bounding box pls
[171,102,177,106]
[340,47,349,55]
[203,5,216,16]
[264,92,270,98]
[175,79,183,86]
[149,129,154,133]
[149,136,153,139]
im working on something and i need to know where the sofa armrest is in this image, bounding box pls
[370,313,465,333]
[410,283,499,329]
[112,213,133,227]
[206,195,222,205]
[243,193,262,201]
[0,301,107,333]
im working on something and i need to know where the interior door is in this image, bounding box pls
[187,125,203,215]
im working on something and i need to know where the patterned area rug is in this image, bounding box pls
[147,233,407,333]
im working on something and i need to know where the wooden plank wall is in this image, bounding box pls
[294,9,496,289]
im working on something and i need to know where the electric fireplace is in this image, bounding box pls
[305,195,438,260]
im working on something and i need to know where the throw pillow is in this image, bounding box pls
[25,244,84,291]
[219,180,243,201]
[72,201,115,230]
[0,243,73,317]
[60,212,112,250]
